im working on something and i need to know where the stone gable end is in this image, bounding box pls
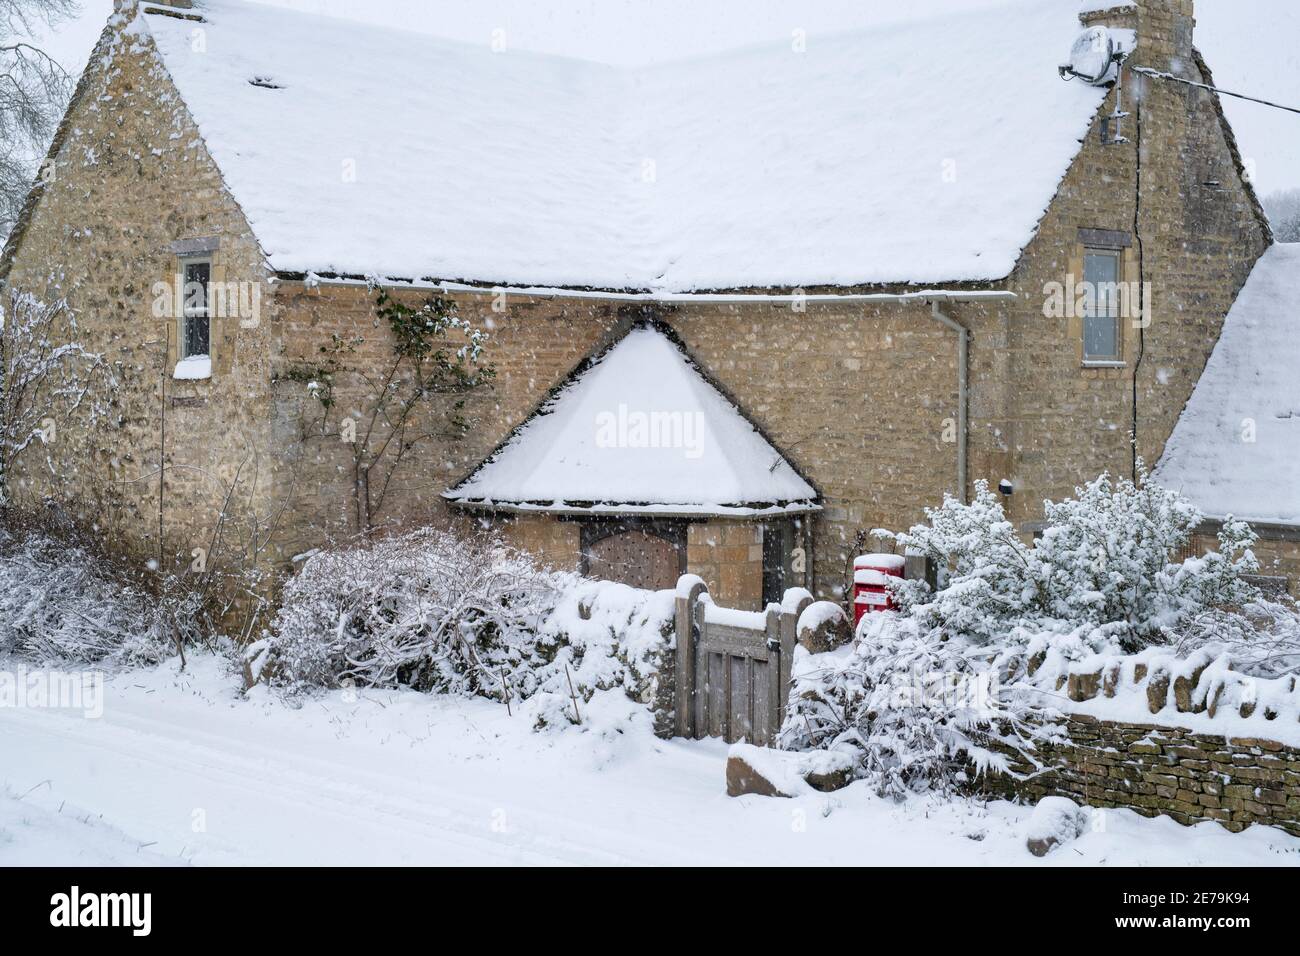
[1,12,286,585]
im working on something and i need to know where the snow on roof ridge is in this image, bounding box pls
[153,0,1048,72]
[444,324,818,514]
[627,0,1049,72]
[137,0,1109,290]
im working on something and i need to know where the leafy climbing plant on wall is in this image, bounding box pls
[293,286,495,535]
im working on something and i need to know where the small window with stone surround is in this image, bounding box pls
[173,255,213,380]
[167,236,221,379]
[1082,246,1124,365]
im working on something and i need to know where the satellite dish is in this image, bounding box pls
[1064,26,1116,85]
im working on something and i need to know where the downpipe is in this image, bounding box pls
[929,300,968,504]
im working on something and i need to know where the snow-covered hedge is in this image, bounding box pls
[781,612,1045,799]
[261,528,566,695]
[257,527,675,733]
[517,577,675,736]
[884,466,1258,653]
[0,524,197,666]
[782,469,1283,799]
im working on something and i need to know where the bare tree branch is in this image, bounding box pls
[0,0,79,235]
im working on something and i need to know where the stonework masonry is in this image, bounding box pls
[985,716,1300,838]
[999,0,1269,533]
[0,20,284,591]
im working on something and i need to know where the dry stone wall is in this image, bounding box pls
[987,716,1300,838]
[986,644,1300,835]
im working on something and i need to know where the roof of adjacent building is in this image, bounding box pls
[1154,244,1300,527]
[443,325,819,517]
[134,0,1113,292]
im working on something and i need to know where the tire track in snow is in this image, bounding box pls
[0,702,728,866]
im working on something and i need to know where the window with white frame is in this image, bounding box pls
[181,258,211,358]
[1082,247,1122,363]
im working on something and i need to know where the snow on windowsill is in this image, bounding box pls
[1081,360,1127,369]
[173,356,212,380]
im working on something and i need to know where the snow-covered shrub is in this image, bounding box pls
[886,465,1259,653]
[261,527,678,737]
[263,527,568,695]
[782,467,1263,798]
[518,579,675,736]
[0,523,197,666]
[1173,596,1300,679]
[781,611,1045,799]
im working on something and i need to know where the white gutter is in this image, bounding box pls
[929,300,970,504]
[444,497,823,520]
[437,285,1018,306]
[288,272,1018,307]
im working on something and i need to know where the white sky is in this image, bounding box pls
[30,0,1300,197]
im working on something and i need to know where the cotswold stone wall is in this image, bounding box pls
[988,717,1300,838]
[502,515,583,574]
[686,521,764,611]
[267,281,629,558]
[272,279,965,608]
[985,643,1300,835]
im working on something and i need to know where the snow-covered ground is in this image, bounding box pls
[2,653,1298,867]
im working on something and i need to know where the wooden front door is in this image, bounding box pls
[586,529,679,591]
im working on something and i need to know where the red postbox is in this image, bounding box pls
[852,553,906,626]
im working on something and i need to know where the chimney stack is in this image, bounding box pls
[114,0,195,12]
[1081,0,1195,73]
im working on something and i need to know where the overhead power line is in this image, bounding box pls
[1131,66,1300,116]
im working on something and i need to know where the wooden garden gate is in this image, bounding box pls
[673,577,811,747]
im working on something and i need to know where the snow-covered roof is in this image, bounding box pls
[444,326,818,517]
[136,0,1111,292]
[1155,244,1300,527]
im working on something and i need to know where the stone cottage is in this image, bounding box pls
[0,0,1275,611]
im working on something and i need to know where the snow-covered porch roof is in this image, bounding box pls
[443,326,819,519]
[1154,244,1300,528]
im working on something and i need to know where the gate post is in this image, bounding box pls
[779,589,813,725]
[674,575,708,738]
[764,605,783,743]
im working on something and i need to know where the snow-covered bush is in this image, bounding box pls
[260,527,677,736]
[0,523,197,666]
[1173,596,1300,679]
[782,467,1265,798]
[886,465,1258,653]
[517,579,675,736]
[781,611,1045,799]
[262,527,568,695]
